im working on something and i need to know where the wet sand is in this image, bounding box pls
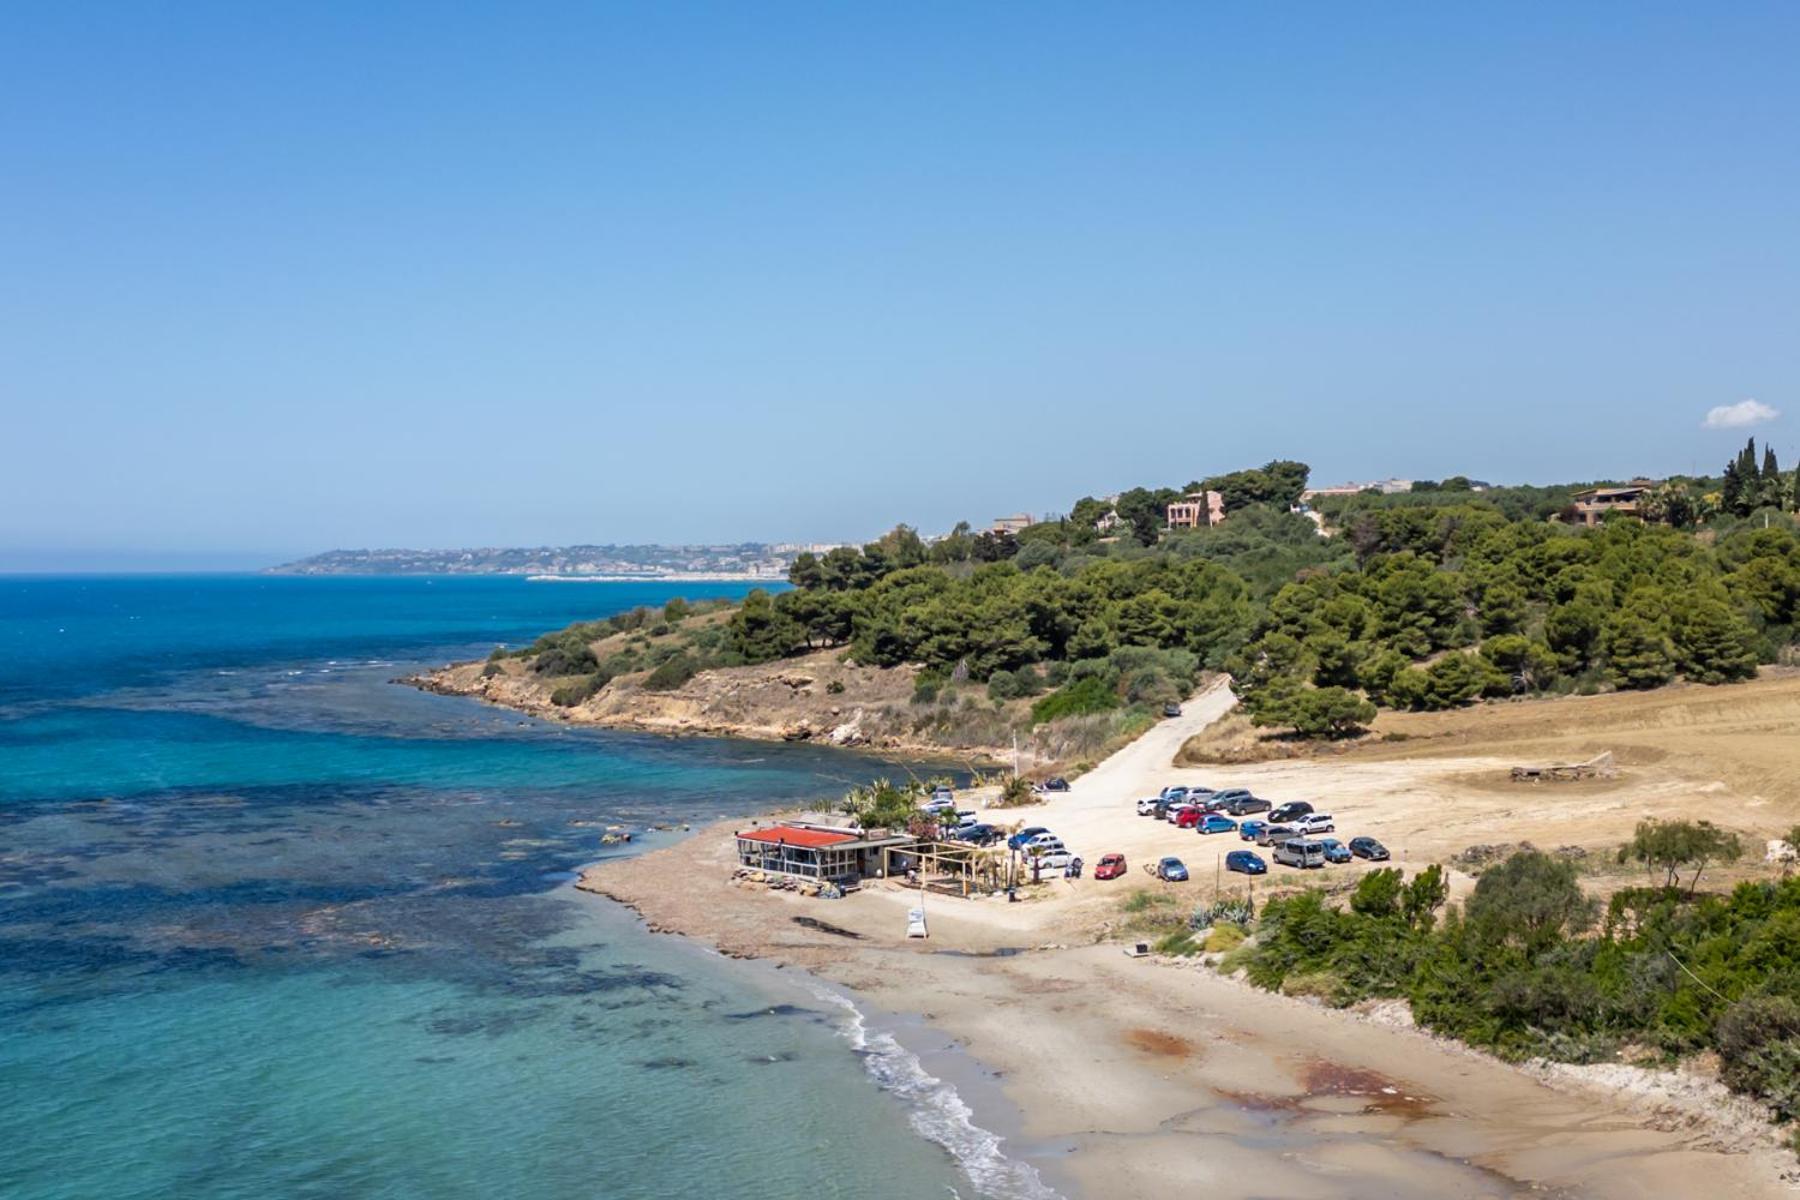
[578,825,1796,1199]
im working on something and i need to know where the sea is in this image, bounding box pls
[0,575,1058,1200]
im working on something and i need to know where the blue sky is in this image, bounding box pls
[3,3,1797,568]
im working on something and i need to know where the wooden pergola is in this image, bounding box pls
[881,839,1017,897]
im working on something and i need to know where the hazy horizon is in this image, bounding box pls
[5,4,1796,567]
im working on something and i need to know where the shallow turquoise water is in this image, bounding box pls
[0,576,1034,1200]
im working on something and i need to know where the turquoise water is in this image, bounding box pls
[0,576,1044,1200]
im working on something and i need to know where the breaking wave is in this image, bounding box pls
[810,986,1061,1200]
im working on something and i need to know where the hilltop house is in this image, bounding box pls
[990,513,1034,535]
[1166,490,1226,530]
[1568,480,1658,527]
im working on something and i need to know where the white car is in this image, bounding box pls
[922,797,956,814]
[1294,813,1336,835]
[1023,833,1066,852]
[1136,797,1160,816]
[1033,848,1073,871]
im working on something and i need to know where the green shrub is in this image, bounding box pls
[1030,674,1118,724]
[1717,996,1800,1119]
[1154,930,1202,956]
[550,670,612,707]
[642,657,698,691]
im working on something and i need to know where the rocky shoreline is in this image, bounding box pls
[405,649,1015,765]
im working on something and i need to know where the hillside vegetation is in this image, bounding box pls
[489,444,1800,746]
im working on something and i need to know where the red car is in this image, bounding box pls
[1174,807,1205,829]
[1094,853,1128,880]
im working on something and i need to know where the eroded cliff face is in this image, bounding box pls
[411,649,1010,760]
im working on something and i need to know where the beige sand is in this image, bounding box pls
[574,680,1800,1198]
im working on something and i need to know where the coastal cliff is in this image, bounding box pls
[410,649,1014,763]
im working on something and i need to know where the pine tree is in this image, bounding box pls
[1672,597,1759,684]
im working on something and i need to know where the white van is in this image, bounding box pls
[1273,839,1326,869]
[1295,813,1335,835]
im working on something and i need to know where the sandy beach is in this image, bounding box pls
[575,681,1800,1200]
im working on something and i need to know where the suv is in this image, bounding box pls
[1162,702,1183,718]
[1268,801,1314,824]
[1136,796,1160,816]
[1294,813,1335,836]
[1273,839,1327,869]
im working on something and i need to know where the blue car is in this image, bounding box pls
[1155,856,1189,882]
[1319,838,1353,864]
[1238,819,1268,843]
[1196,814,1238,835]
[1225,850,1267,875]
[1007,826,1050,850]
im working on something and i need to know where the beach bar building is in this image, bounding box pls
[733,823,916,884]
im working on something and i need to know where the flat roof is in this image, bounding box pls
[736,825,858,849]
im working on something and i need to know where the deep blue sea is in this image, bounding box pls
[0,576,1052,1200]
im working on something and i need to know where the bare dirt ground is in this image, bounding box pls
[568,674,1800,1198]
[1162,673,1800,892]
[581,815,1797,1200]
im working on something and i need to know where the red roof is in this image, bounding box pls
[736,825,858,849]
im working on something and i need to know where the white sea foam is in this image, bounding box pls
[809,985,1061,1200]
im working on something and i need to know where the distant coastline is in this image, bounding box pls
[268,542,827,578]
[524,573,787,584]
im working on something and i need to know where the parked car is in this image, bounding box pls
[1022,832,1065,852]
[1094,853,1128,880]
[950,810,978,827]
[1007,826,1050,850]
[1136,797,1161,816]
[1162,702,1183,718]
[1294,813,1336,836]
[1273,838,1327,869]
[1199,795,1234,813]
[1038,776,1070,792]
[1268,801,1315,824]
[952,823,998,844]
[930,785,955,802]
[1174,806,1206,829]
[1255,822,1299,847]
[1225,850,1267,875]
[1159,785,1191,802]
[1154,857,1189,882]
[1349,836,1390,861]
[1214,790,1271,816]
[1196,814,1239,835]
[1318,838,1352,863]
[1238,819,1269,843]
[1033,848,1074,871]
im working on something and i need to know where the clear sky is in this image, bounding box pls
[3,3,1797,569]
